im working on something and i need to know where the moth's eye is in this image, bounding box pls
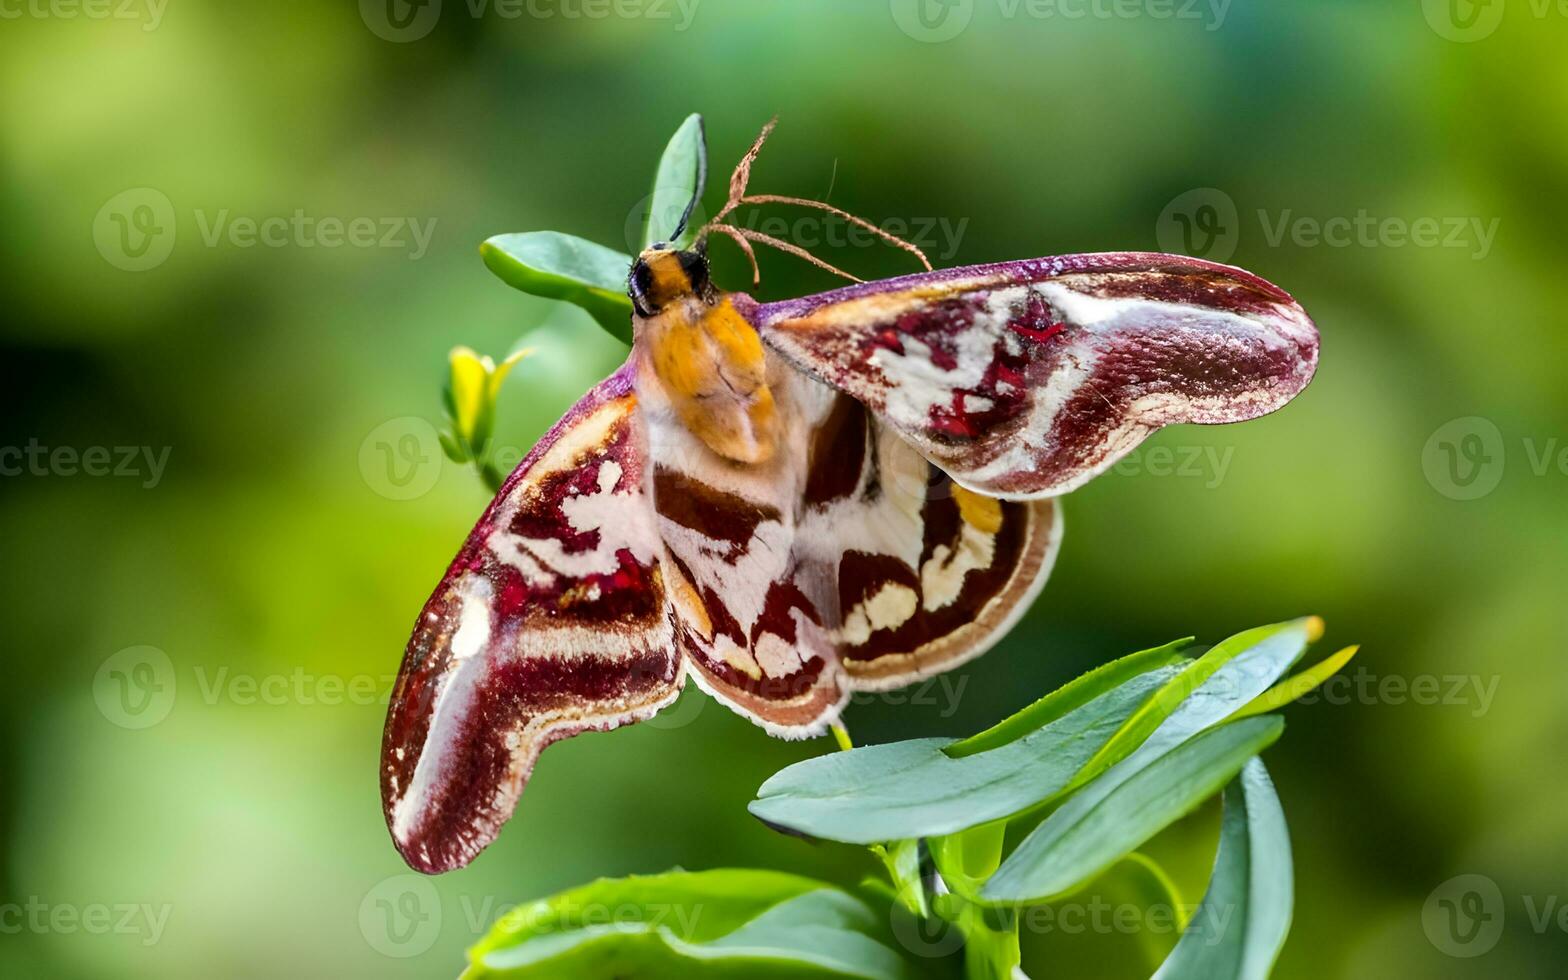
[677,249,709,293]
[629,260,656,316]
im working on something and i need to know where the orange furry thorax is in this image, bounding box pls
[635,253,778,465]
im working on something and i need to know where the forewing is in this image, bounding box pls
[381,364,680,873]
[742,252,1319,498]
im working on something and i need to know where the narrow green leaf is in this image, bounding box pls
[464,869,918,980]
[871,839,928,918]
[645,113,707,248]
[1152,760,1293,980]
[947,639,1194,758]
[1228,645,1359,722]
[982,619,1311,906]
[750,663,1183,844]
[981,716,1283,904]
[480,231,634,344]
[1074,618,1317,786]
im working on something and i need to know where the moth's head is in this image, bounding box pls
[629,242,710,317]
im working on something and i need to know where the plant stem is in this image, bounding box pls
[830,721,854,752]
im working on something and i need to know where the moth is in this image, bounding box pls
[381,121,1320,873]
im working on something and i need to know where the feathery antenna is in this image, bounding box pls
[700,118,934,286]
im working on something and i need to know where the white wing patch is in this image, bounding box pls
[921,521,997,612]
[489,458,659,587]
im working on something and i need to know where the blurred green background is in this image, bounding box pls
[3,0,1565,977]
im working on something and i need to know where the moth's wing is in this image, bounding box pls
[642,355,1058,734]
[639,368,847,738]
[381,363,680,873]
[795,393,1061,690]
[741,252,1319,499]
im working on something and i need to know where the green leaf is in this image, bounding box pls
[1228,645,1359,722]
[870,839,928,918]
[1151,760,1293,980]
[954,903,1019,980]
[480,231,634,344]
[1074,618,1317,787]
[749,662,1184,844]
[981,716,1284,905]
[982,619,1313,905]
[946,639,1194,758]
[438,429,469,464]
[930,822,1006,899]
[645,113,707,249]
[463,869,920,980]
